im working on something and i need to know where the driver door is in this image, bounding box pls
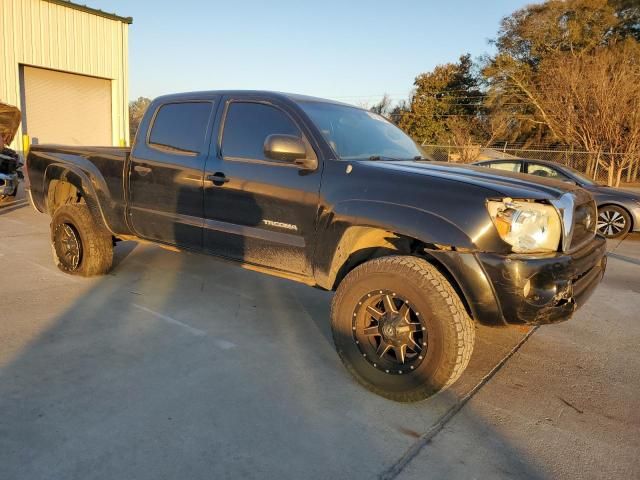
[202,97,321,276]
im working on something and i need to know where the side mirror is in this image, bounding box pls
[264,134,317,170]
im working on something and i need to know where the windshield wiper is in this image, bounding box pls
[367,155,404,161]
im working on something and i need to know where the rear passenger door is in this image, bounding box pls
[202,97,321,277]
[128,100,216,249]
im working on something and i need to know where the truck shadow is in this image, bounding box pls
[0,237,546,479]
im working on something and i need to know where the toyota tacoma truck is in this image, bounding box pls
[25,91,607,402]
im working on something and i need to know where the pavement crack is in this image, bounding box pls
[557,395,584,414]
[606,252,640,266]
[379,326,539,480]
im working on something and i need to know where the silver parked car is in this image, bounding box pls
[473,158,640,238]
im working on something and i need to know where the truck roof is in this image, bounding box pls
[153,90,354,107]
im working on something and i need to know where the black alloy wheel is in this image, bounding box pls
[353,290,427,375]
[53,222,83,271]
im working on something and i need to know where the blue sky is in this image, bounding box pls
[88,0,532,105]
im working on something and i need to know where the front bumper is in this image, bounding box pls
[477,236,607,325]
[431,235,607,326]
[0,172,18,196]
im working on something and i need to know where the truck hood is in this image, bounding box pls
[369,160,582,200]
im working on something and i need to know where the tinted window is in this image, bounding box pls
[527,163,569,180]
[487,161,522,173]
[149,102,212,154]
[222,102,300,161]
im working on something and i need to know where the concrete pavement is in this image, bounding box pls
[1,191,638,479]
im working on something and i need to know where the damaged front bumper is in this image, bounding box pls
[477,236,607,325]
[431,235,607,326]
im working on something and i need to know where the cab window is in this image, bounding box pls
[527,163,568,180]
[148,102,212,155]
[221,102,301,161]
[486,161,522,173]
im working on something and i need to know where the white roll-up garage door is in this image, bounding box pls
[22,66,112,146]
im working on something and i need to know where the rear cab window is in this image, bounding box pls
[148,102,212,155]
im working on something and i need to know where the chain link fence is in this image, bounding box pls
[420,143,640,187]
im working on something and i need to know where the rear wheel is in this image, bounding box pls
[331,256,475,402]
[597,205,631,238]
[51,204,113,276]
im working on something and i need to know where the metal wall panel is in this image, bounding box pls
[0,0,130,151]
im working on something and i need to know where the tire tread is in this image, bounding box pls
[331,255,475,402]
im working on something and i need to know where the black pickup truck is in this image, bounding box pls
[26,91,607,401]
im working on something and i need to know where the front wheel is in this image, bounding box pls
[331,256,475,402]
[50,203,113,276]
[597,205,631,238]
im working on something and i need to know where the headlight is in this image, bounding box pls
[487,198,562,253]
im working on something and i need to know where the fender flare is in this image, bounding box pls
[43,163,116,235]
[314,199,476,289]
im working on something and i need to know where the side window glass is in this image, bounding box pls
[148,102,212,155]
[221,102,301,161]
[528,164,567,179]
[488,162,522,173]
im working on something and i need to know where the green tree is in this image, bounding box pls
[396,54,483,145]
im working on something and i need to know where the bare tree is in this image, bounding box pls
[129,97,152,141]
[534,41,640,185]
[369,94,394,118]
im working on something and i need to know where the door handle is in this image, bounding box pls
[134,165,152,176]
[207,172,229,185]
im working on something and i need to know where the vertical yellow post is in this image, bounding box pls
[22,134,30,156]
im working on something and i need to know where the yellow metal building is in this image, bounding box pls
[0,0,131,152]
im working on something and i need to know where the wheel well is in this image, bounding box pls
[598,203,633,229]
[330,231,473,320]
[47,179,83,215]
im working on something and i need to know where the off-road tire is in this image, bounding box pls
[50,203,113,276]
[331,255,475,402]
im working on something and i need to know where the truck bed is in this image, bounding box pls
[27,144,131,234]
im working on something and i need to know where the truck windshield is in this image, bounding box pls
[299,101,423,161]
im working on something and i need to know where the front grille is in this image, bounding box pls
[570,200,597,250]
